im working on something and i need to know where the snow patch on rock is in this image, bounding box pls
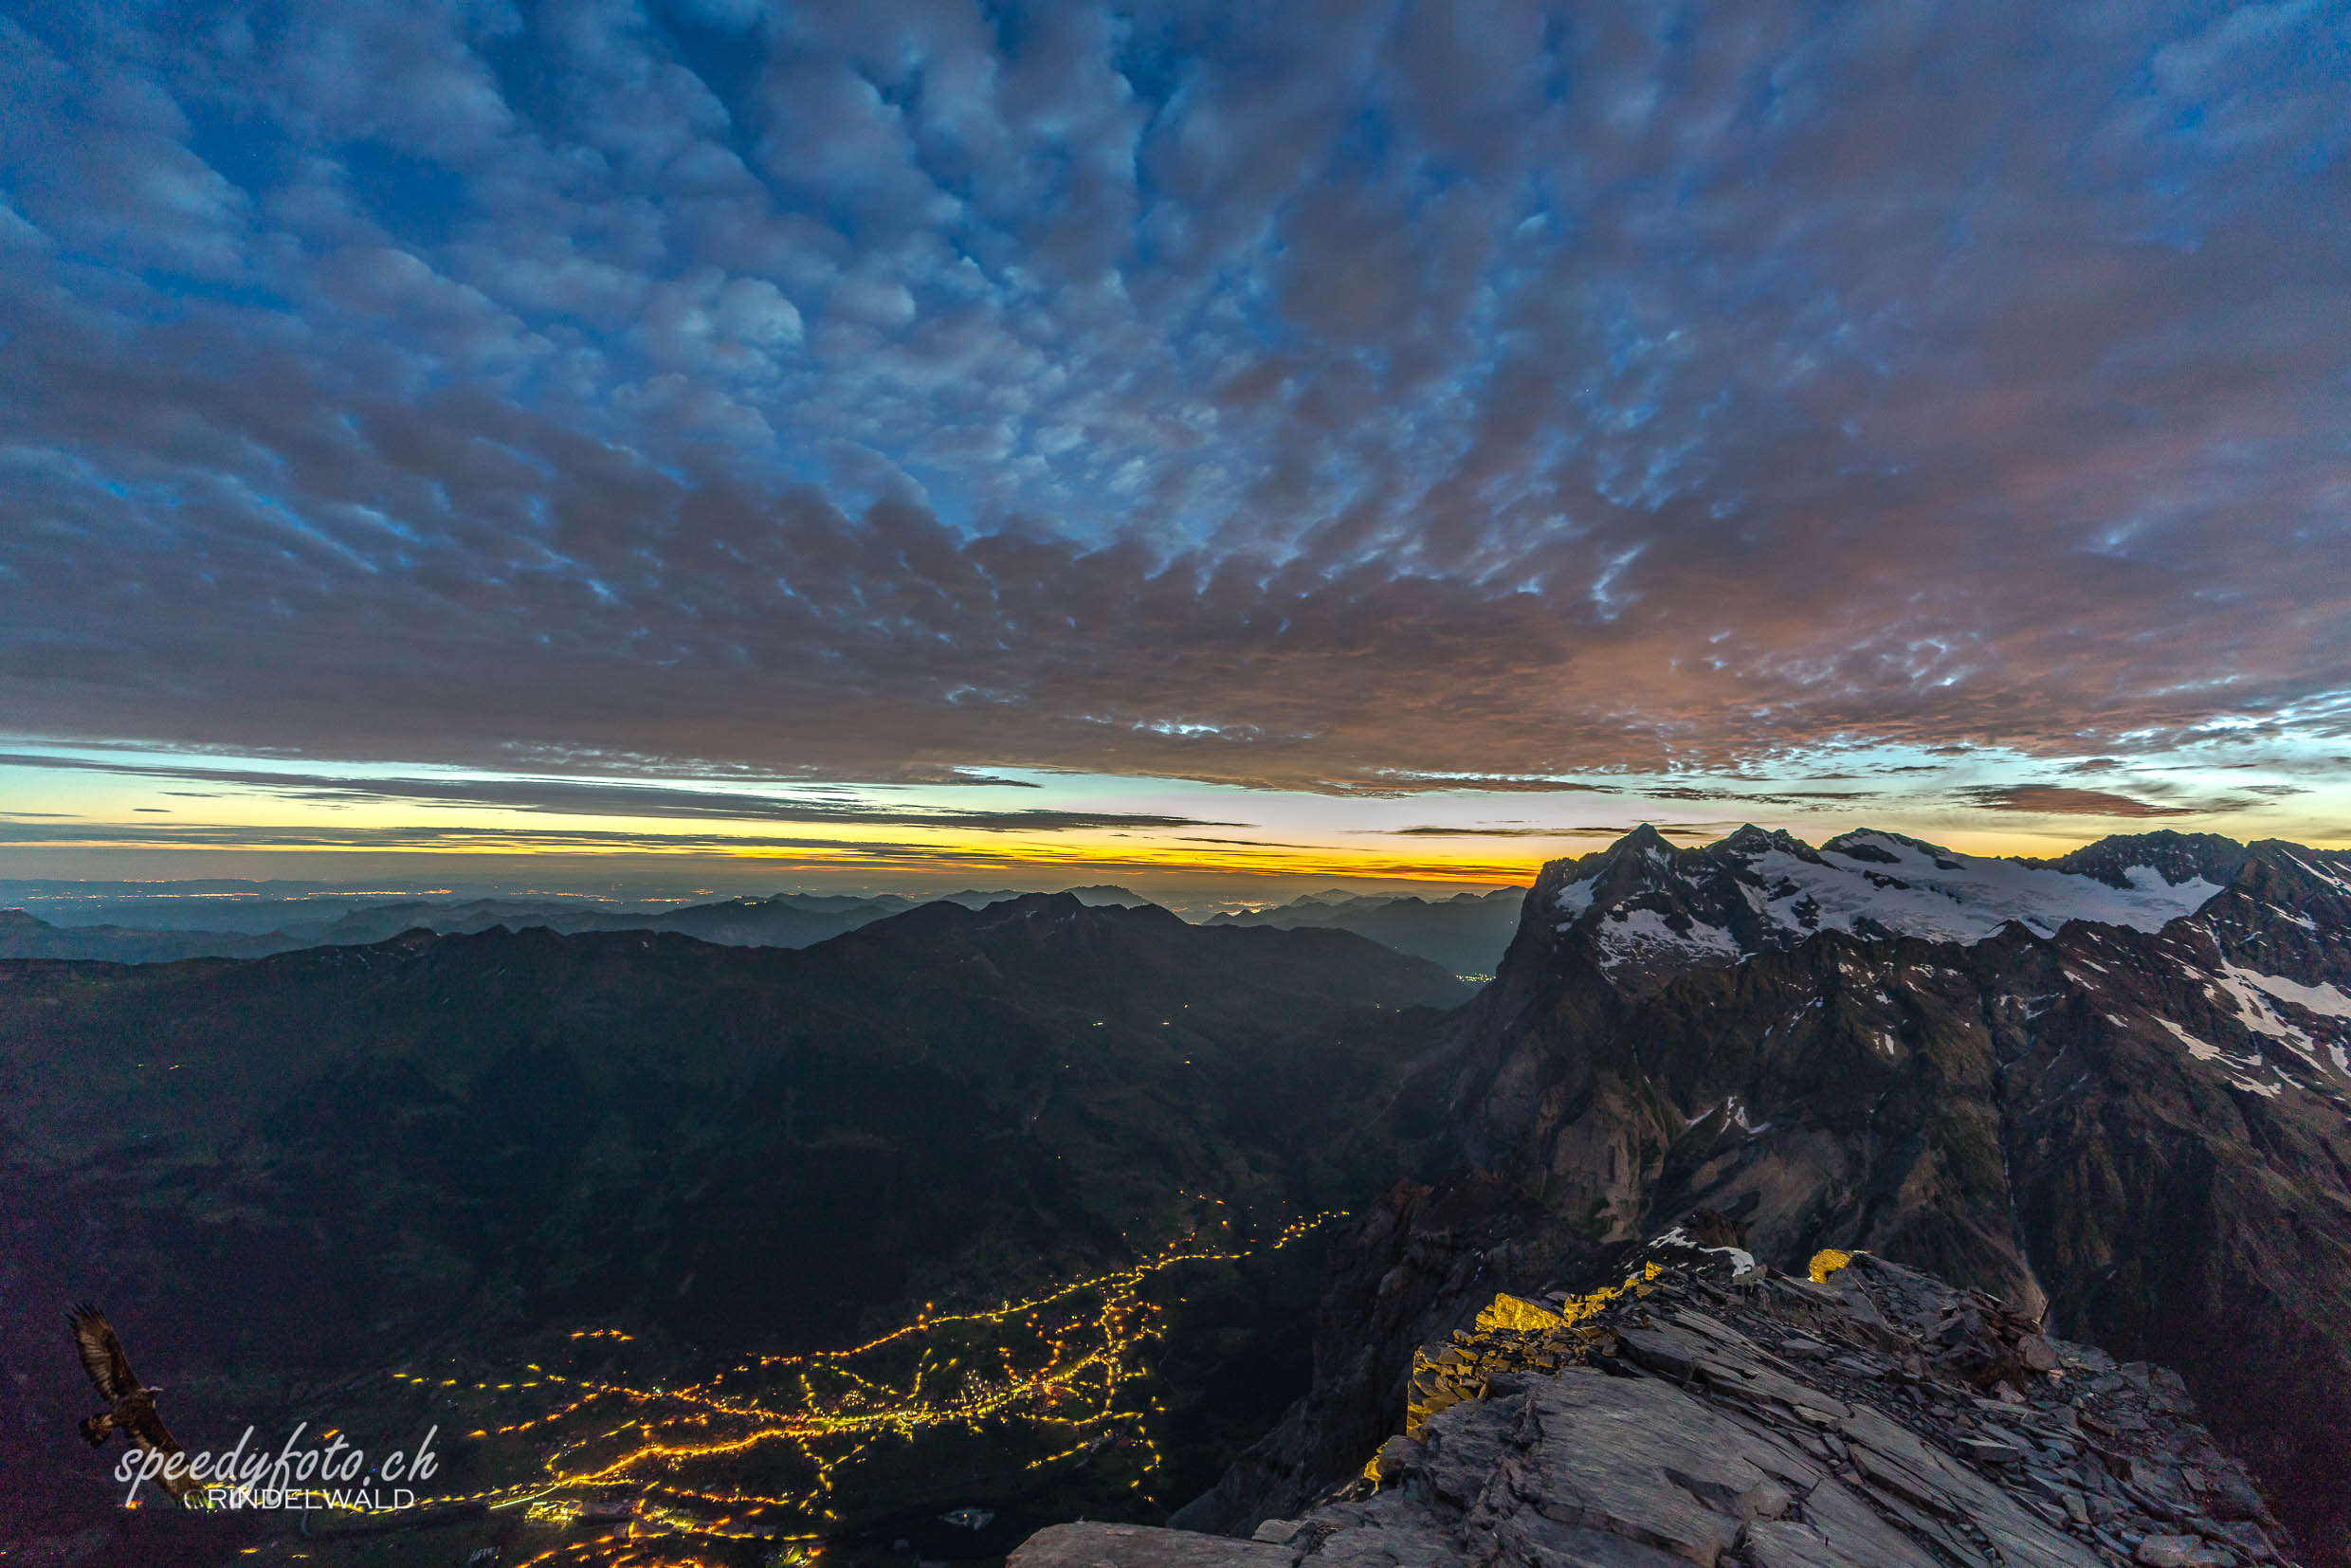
[1599,907,1741,969]
[2211,963,2351,1078]
[1649,1225,1757,1277]
[1740,838,2218,946]
[2158,1017,2225,1063]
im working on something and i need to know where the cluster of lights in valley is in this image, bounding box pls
[251,1208,1345,1567]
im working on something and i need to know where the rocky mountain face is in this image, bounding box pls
[1180,829,2351,1564]
[1025,1239,2300,1567]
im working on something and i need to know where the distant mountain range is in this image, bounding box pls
[0,908,301,962]
[1185,825,2351,1563]
[1205,887,1525,975]
[0,884,1153,962]
[0,881,1527,974]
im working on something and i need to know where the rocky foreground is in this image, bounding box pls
[1010,1238,2299,1568]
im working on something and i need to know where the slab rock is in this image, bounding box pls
[1023,1240,2303,1568]
[1008,1522,1301,1567]
[2135,1540,2236,1568]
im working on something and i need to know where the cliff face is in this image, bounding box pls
[1171,1171,1590,1538]
[1181,830,2351,1563]
[1048,1240,2300,1567]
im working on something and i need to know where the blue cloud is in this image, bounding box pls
[0,0,2344,798]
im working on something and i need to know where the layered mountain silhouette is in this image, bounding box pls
[1205,888,1525,975]
[0,884,1157,963]
[0,907,300,962]
[0,882,1529,974]
[1185,827,2351,1564]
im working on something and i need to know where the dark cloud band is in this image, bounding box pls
[0,754,1234,833]
[1954,785,2243,819]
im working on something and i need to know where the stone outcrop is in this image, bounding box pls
[1169,1170,1589,1539]
[1021,1241,2299,1568]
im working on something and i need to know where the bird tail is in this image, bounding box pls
[79,1413,114,1447]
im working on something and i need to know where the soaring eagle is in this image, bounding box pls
[68,1303,197,1504]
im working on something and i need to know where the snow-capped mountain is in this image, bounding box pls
[1508,821,2351,1105]
[1394,824,2351,1559]
[1529,823,2247,997]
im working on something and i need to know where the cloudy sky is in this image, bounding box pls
[2,0,2345,896]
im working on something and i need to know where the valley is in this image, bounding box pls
[0,896,1463,1565]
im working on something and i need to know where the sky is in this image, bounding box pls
[1,0,2347,901]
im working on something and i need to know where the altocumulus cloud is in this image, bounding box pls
[0,0,2346,797]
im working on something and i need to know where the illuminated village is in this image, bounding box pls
[219,1211,1344,1566]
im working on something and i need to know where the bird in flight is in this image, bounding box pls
[68,1303,197,1504]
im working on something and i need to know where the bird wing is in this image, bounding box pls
[67,1303,137,1403]
[124,1406,196,1500]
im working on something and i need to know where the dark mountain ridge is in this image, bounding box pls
[0,884,1162,963]
[1206,887,1527,975]
[0,907,300,962]
[1,880,1527,974]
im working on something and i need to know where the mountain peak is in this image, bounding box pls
[1819,828,1961,867]
[2029,830,2250,890]
[1720,822,1810,856]
[1538,823,2241,998]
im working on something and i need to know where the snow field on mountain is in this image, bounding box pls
[1742,834,2220,941]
